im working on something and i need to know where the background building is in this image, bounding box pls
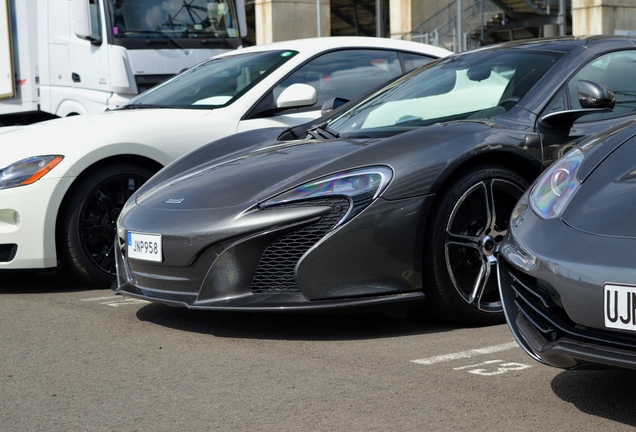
[243,0,636,50]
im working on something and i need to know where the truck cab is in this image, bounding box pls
[0,0,247,123]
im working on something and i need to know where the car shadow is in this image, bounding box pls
[0,268,97,293]
[135,302,462,341]
[551,369,636,426]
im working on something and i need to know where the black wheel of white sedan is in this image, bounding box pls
[423,164,528,325]
[57,163,154,287]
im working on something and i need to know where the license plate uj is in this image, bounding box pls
[127,231,162,262]
[604,283,636,331]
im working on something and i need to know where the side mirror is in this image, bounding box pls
[320,97,349,115]
[578,79,616,109]
[72,0,92,38]
[235,0,248,38]
[539,80,615,129]
[276,83,317,109]
[72,0,101,44]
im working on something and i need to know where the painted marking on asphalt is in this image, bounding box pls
[81,296,120,302]
[81,295,149,307]
[411,341,519,365]
[454,359,503,370]
[454,359,531,375]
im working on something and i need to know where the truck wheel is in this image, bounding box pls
[423,164,528,325]
[57,163,154,287]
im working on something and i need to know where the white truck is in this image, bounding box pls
[0,0,246,125]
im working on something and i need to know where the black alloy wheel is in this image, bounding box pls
[424,164,528,325]
[57,163,154,287]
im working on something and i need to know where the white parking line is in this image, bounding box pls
[81,296,119,302]
[81,295,149,307]
[411,341,519,365]
[101,298,150,307]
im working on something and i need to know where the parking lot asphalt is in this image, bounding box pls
[2,269,636,431]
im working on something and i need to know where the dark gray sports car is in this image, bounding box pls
[113,36,636,325]
[498,118,636,369]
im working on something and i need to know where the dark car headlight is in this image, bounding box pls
[261,166,393,223]
[530,148,583,219]
[0,155,64,189]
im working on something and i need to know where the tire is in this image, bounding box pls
[57,163,155,288]
[423,164,529,325]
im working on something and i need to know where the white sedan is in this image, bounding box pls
[0,37,450,286]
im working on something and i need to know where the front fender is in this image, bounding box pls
[379,122,542,200]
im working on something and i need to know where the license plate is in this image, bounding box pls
[127,231,162,262]
[604,283,636,331]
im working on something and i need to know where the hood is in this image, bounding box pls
[561,122,636,238]
[133,117,520,212]
[0,108,213,170]
[134,137,374,211]
[574,119,636,181]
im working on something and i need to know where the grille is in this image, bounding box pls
[0,244,17,262]
[501,260,636,350]
[250,198,350,294]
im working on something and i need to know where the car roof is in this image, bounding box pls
[476,35,636,54]
[212,36,453,60]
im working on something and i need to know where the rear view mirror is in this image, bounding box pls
[71,0,101,44]
[539,80,615,129]
[72,0,92,37]
[467,65,492,82]
[276,83,317,109]
[578,79,616,109]
[320,97,349,115]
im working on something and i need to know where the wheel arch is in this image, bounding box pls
[416,147,543,281]
[54,100,89,117]
[417,148,541,236]
[54,154,164,247]
[416,147,542,324]
[427,147,542,214]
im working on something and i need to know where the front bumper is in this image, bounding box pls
[113,240,425,313]
[498,199,636,370]
[0,177,73,269]
[499,258,636,370]
[113,195,430,312]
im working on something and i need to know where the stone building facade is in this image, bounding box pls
[249,0,636,50]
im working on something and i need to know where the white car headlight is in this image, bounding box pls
[530,148,583,219]
[0,156,64,190]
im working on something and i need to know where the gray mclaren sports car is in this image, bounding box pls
[114,36,636,325]
[499,118,636,370]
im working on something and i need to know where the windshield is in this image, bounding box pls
[124,50,298,108]
[326,49,563,137]
[108,0,241,38]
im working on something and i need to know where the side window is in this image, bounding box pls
[272,49,403,110]
[569,51,636,121]
[89,0,102,41]
[400,52,437,72]
[543,88,568,114]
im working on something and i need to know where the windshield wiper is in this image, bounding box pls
[118,103,174,110]
[306,122,340,140]
[134,30,185,49]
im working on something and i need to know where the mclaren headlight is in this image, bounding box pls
[261,166,393,222]
[530,148,583,219]
[0,155,64,189]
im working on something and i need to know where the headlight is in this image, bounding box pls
[261,166,393,221]
[530,148,583,219]
[0,156,64,189]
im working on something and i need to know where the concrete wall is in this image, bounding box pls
[390,0,450,38]
[254,0,636,45]
[572,0,636,35]
[255,0,330,44]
